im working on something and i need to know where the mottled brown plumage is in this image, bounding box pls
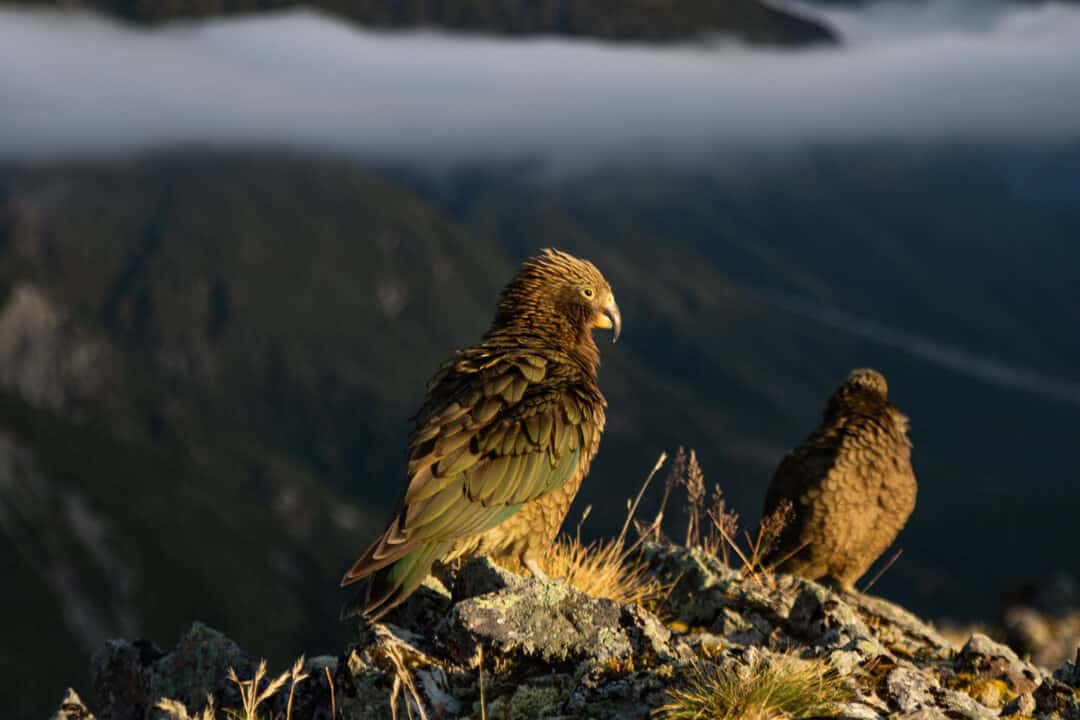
[763,368,917,590]
[342,248,620,620]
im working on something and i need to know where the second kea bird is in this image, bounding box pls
[762,368,917,591]
[341,248,621,620]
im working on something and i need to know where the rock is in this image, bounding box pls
[895,709,950,720]
[75,541,1080,720]
[342,575,452,632]
[788,584,884,658]
[563,665,671,720]
[885,666,940,714]
[837,700,889,720]
[1000,692,1036,717]
[345,623,458,718]
[90,639,163,720]
[91,623,252,720]
[956,633,1042,695]
[0,282,110,414]
[1054,647,1080,687]
[52,689,97,720]
[146,622,253,715]
[483,674,575,720]
[1033,676,1080,720]
[355,623,441,675]
[334,666,395,720]
[645,543,739,628]
[847,592,952,661]
[266,655,343,720]
[437,577,672,668]
[451,555,526,602]
[936,684,1001,719]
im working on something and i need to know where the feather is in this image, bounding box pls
[340,249,614,620]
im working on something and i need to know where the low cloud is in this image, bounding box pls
[1,3,1079,164]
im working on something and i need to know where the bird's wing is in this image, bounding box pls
[761,434,841,565]
[342,350,597,583]
[763,439,838,519]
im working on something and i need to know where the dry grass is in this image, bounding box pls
[654,445,796,588]
[709,499,794,589]
[156,696,218,720]
[655,653,850,720]
[541,445,796,605]
[703,483,739,563]
[478,646,488,720]
[324,665,337,720]
[540,453,668,606]
[385,636,430,720]
[155,656,310,720]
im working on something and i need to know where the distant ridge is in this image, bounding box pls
[9,0,836,46]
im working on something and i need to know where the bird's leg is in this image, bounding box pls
[524,556,551,582]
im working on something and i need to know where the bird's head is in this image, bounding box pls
[491,248,621,358]
[844,368,888,399]
[825,367,889,419]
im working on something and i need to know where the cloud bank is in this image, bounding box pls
[1,3,1079,164]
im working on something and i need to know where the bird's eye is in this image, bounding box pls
[582,288,595,299]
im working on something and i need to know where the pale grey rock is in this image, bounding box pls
[957,633,1042,694]
[51,688,97,720]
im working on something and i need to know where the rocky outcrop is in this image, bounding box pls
[56,545,1080,719]
[942,573,1080,673]
[0,282,110,415]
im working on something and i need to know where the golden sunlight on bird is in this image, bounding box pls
[341,248,620,620]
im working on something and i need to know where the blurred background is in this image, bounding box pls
[1,0,1079,715]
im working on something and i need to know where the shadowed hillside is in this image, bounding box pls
[2,147,1079,716]
[9,0,836,45]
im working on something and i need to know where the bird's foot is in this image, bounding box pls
[524,557,557,582]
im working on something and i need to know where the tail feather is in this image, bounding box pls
[340,530,413,587]
[361,541,451,621]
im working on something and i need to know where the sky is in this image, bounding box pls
[0,2,1079,165]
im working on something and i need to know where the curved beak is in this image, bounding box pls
[593,295,622,344]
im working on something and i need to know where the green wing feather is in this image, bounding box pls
[342,349,595,620]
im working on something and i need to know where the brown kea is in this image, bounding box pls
[341,248,621,620]
[762,368,916,591]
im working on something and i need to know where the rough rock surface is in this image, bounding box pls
[0,282,110,414]
[941,573,1080,672]
[91,623,252,720]
[51,689,96,720]
[56,544,1080,720]
[439,573,675,667]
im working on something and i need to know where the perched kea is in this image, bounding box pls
[342,248,621,620]
[762,368,916,591]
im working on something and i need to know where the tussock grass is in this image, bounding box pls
[653,445,794,588]
[541,453,669,606]
[385,636,430,720]
[155,656,311,720]
[156,696,218,720]
[655,654,849,720]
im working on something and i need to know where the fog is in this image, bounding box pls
[1,3,1079,164]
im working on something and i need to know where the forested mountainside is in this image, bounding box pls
[2,146,1079,716]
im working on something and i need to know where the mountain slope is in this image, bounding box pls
[10,0,836,45]
[2,148,1079,716]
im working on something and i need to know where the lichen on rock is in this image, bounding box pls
[56,542,1080,720]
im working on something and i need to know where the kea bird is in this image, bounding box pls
[762,368,916,591]
[342,248,621,620]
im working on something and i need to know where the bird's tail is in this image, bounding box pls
[341,540,451,621]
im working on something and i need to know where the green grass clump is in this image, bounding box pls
[655,653,849,720]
